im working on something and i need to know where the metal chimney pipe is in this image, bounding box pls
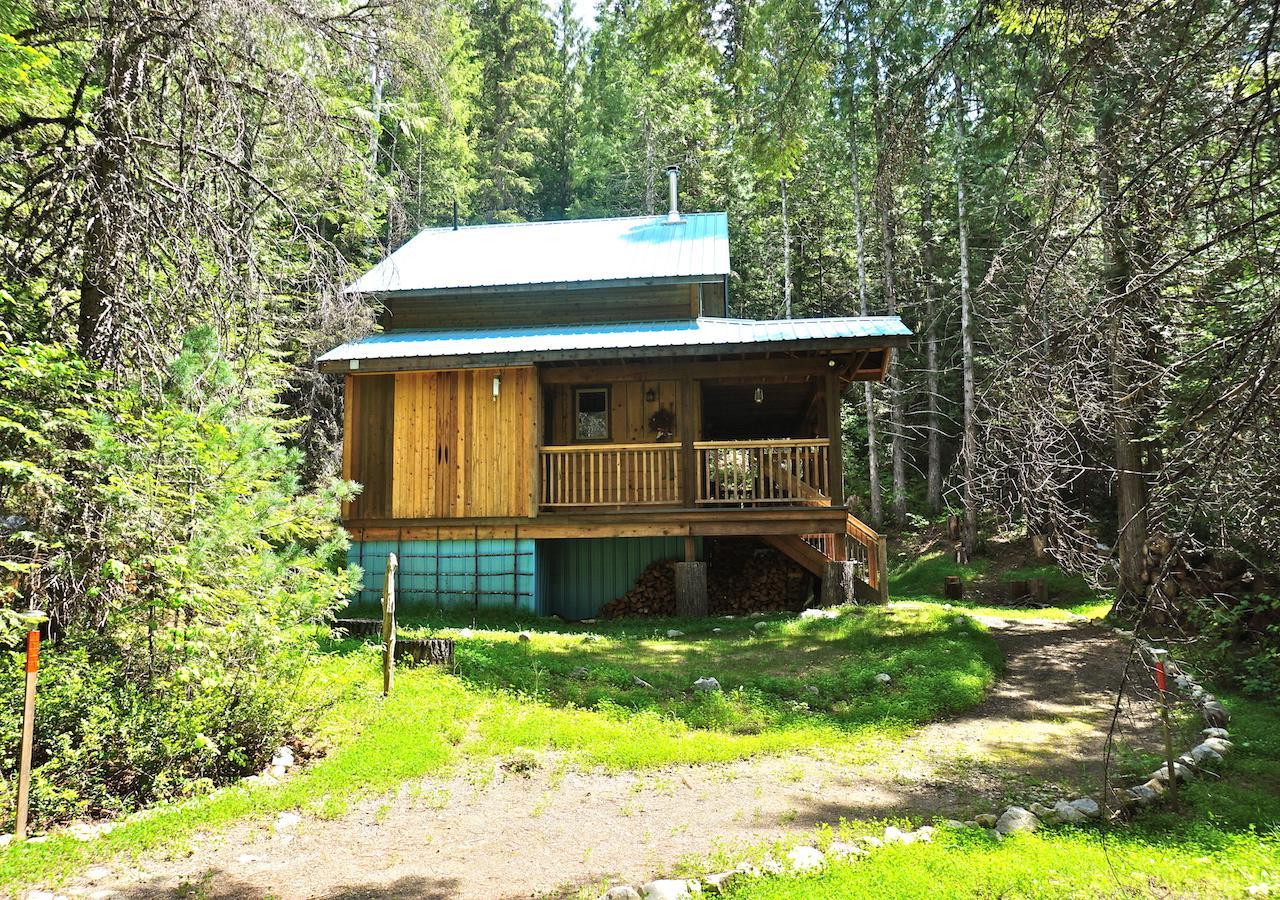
[665,165,681,223]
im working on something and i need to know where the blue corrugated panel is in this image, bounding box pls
[318,316,912,366]
[347,213,730,294]
[345,539,537,614]
[537,537,699,620]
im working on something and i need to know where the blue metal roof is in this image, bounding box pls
[317,316,911,370]
[347,212,730,294]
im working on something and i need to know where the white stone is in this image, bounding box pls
[1202,700,1230,727]
[995,806,1039,834]
[631,676,653,688]
[700,871,740,894]
[600,888,641,900]
[1053,800,1089,824]
[882,826,909,844]
[518,631,532,642]
[712,628,722,633]
[1068,797,1101,819]
[786,845,826,870]
[804,685,820,695]
[1148,762,1194,783]
[753,621,769,630]
[857,836,884,848]
[600,887,642,900]
[1201,737,1233,754]
[1246,885,1273,897]
[84,868,109,881]
[570,666,590,679]
[275,812,301,830]
[640,880,691,899]
[799,608,838,620]
[1202,727,1230,739]
[270,746,295,768]
[1188,743,1223,767]
[915,826,935,843]
[874,673,892,684]
[458,628,474,638]
[269,765,288,780]
[825,841,867,859]
[666,630,684,638]
[692,676,721,692]
[1129,784,1161,806]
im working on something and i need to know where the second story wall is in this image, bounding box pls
[379,281,727,330]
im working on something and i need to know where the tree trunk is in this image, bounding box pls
[921,177,942,514]
[1094,59,1150,605]
[954,72,978,557]
[781,177,792,318]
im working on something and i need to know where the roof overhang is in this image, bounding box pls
[354,274,726,299]
[317,316,912,377]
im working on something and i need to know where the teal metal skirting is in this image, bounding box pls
[346,538,538,614]
[537,537,699,620]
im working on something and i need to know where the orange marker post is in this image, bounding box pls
[1151,648,1178,811]
[15,627,39,840]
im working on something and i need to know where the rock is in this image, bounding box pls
[995,806,1039,834]
[753,621,769,631]
[1246,885,1273,897]
[692,676,721,693]
[275,811,301,831]
[1053,801,1089,824]
[68,822,99,841]
[963,820,978,828]
[974,813,998,828]
[1148,762,1194,783]
[1202,700,1230,727]
[666,630,684,638]
[458,628,474,638]
[26,835,48,843]
[700,871,741,894]
[584,633,603,643]
[1201,737,1233,754]
[85,868,110,882]
[804,685,820,695]
[570,666,590,679]
[1188,743,1224,767]
[600,887,642,900]
[1068,797,1101,819]
[942,819,967,829]
[640,879,691,899]
[1129,784,1161,806]
[882,826,910,844]
[631,676,653,689]
[856,836,884,849]
[874,673,892,685]
[1029,802,1054,821]
[269,765,288,780]
[826,841,867,859]
[1202,727,1230,739]
[518,631,532,642]
[799,608,838,620]
[712,628,723,633]
[786,846,826,870]
[271,746,295,768]
[915,826,935,843]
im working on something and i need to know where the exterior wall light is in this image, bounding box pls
[754,387,764,404]
[492,375,501,400]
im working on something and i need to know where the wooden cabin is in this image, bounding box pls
[320,175,911,617]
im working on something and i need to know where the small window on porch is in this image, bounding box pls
[575,387,610,441]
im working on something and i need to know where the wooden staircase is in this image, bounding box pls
[763,512,888,604]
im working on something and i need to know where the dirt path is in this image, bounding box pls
[62,617,1161,900]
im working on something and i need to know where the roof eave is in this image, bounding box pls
[316,333,911,375]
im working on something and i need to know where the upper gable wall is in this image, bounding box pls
[377,281,727,331]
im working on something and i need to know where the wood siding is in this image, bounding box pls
[391,367,538,518]
[544,379,699,444]
[344,368,538,522]
[380,283,708,330]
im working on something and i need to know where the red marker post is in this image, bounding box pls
[15,623,40,840]
[1150,648,1178,810]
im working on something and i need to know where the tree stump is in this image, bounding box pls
[821,561,859,606]
[395,638,455,668]
[944,575,964,601]
[674,562,708,617]
[1007,579,1031,603]
[1028,577,1049,606]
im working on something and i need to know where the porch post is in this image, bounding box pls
[680,374,697,507]
[825,370,844,507]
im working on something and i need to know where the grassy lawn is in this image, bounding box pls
[688,691,1280,898]
[891,550,1116,621]
[0,604,1000,892]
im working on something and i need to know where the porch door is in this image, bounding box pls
[432,371,461,516]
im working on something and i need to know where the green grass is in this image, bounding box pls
[0,604,1000,892]
[697,692,1280,898]
[891,551,1115,621]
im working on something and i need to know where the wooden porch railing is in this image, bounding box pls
[540,443,681,507]
[695,439,830,506]
[802,513,884,593]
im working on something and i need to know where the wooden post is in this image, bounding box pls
[1028,577,1049,606]
[684,535,697,563]
[1151,649,1178,810]
[680,375,697,507]
[825,370,844,505]
[944,576,963,600]
[381,552,398,697]
[876,535,889,604]
[674,562,708,617]
[15,626,40,840]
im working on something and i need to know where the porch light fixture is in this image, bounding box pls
[492,375,501,400]
[644,388,656,402]
[754,387,764,404]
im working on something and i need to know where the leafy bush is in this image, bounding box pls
[1188,593,1280,695]
[0,332,356,828]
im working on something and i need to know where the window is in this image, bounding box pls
[574,387,610,441]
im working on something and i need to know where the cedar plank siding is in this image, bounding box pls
[379,282,720,330]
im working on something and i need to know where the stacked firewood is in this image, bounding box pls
[598,541,811,619]
[1139,534,1275,627]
